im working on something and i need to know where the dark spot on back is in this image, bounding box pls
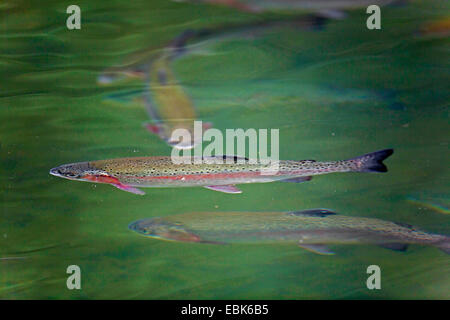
[394,222,415,230]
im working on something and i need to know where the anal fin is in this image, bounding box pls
[112,183,145,195]
[298,243,335,255]
[204,185,242,194]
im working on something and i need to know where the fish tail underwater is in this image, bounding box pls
[345,148,394,173]
[2,0,449,300]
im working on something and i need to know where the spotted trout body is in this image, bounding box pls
[50,149,393,195]
[128,209,450,255]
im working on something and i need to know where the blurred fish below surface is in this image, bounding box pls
[128,209,450,255]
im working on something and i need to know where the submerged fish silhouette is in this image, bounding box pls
[173,0,398,19]
[128,209,450,255]
[141,45,211,149]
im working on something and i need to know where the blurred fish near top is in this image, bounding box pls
[96,42,158,85]
[172,0,400,19]
[96,17,330,149]
[97,31,212,149]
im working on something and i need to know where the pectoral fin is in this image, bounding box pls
[83,174,119,185]
[298,243,335,255]
[112,183,145,195]
[83,174,145,195]
[204,185,242,194]
[378,243,408,252]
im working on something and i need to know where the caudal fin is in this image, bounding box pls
[347,149,394,173]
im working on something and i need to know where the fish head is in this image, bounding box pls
[49,162,94,181]
[128,218,201,242]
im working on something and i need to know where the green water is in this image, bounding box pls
[1,0,449,299]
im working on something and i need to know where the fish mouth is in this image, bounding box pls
[128,219,153,234]
[128,220,140,231]
[49,167,63,177]
[49,166,81,180]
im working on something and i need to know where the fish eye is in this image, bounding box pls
[145,229,153,235]
[65,172,79,178]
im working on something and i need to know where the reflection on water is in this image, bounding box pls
[1,0,449,299]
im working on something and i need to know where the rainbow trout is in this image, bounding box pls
[128,209,450,255]
[49,149,393,195]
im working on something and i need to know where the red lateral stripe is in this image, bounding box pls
[127,171,261,181]
[124,170,310,181]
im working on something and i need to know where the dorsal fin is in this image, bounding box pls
[202,155,249,163]
[379,243,409,252]
[289,209,336,217]
[280,176,312,183]
[394,222,416,230]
